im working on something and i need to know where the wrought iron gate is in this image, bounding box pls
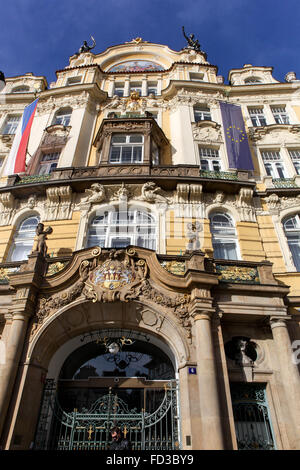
[34,379,180,450]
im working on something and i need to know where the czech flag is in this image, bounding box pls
[3,98,39,176]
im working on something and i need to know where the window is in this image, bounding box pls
[9,216,40,261]
[283,214,300,271]
[289,149,300,175]
[114,83,125,97]
[38,152,60,175]
[87,208,156,250]
[11,85,30,93]
[230,383,276,450]
[261,150,287,178]
[209,212,239,260]
[147,82,158,96]
[109,134,143,164]
[271,106,289,124]
[53,107,72,126]
[248,108,267,127]
[130,83,142,95]
[194,106,211,122]
[244,77,262,84]
[199,147,221,172]
[1,115,21,135]
[190,72,204,81]
[67,76,82,86]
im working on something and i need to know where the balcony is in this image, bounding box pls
[272,178,297,188]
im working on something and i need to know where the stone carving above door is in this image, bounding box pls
[34,247,194,340]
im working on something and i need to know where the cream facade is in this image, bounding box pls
[0,37,299,450]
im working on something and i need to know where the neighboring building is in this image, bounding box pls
[0,36,300,450]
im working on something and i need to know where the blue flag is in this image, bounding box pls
[220,102,254,171]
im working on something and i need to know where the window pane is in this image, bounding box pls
[110,147,121,162]
[133,146,142,162]
[112,135,127,143]
[129,134,143,143]
[121,147,132,163]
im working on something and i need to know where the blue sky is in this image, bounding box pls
[0,0,299,84]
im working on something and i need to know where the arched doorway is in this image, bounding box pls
[34,328,180,450]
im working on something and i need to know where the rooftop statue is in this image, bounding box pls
[182,26,201,52]
[77,36,96,54]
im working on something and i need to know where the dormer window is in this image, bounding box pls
[11,85,30,93]
[67,76,82,86]
[190,72,204,81]
[244,77,262,84]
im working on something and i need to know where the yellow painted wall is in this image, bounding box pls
[165,211,189,255]
[43,211,81,257]
[274,273,300,297]
[236,222,265,261]
[292,106,300,122]
[0,226,14,262]
[257,215,286,272]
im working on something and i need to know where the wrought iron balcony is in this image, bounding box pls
[15,174,51,185]
[272,178,297,188]
[199,170,238,180]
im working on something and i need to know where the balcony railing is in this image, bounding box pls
[272,178,297,188]
[199,170,238,180]
[15,174,51,185]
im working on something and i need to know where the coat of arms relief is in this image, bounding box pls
[35,247,192,339]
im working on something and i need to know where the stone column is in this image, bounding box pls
[0,311,29,440]
[193,309,225,449]
[270,317,300,448]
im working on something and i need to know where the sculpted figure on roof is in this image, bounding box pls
[182,26,201,52]
[77,36,96,54]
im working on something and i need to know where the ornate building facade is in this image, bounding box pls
[0,36,299,450]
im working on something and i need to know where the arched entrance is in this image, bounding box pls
[34,326,180,450]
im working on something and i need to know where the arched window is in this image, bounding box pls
[209,212,239,260]
[11,85,30,93]
[53,107,72,126]
[9,216,40,261]
[87,208,156,250]
[244,77,262,84]
[283,214,300,271]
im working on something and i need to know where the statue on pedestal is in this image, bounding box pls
[182,26,201,52]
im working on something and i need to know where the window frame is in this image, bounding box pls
[109,134,144,164]
[38,152,60,175]
[199,147,222,172]
[193,106,212,122]
[209,212,240,260]
[271,106,289,124]
[261,150,287,178]
[248,107,267,127]
[53,107,72,127]
[87,208,157,251]
[8,215,40,262]
[1,115,21,135]
[283,214,300,271]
